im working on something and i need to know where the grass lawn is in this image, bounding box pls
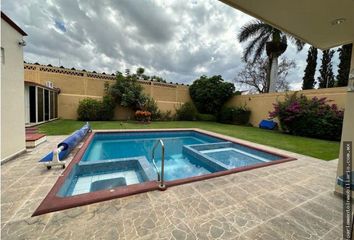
[38,119,340,161]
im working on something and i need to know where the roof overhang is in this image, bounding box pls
[1,11,27,36]
[220,0,354,49]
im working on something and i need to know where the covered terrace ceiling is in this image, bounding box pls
[220,0,354,49]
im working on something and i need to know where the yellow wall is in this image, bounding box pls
[225,87,347,126]
[24,64,190,120]
[24,63,347,124]
[1,19,26,162]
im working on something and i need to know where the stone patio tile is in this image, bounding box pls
[201,189,236,210]
[1,201,23,223]
[257,192,295,212]
[9,176,47,189]
[83,215,125,240]
[192,180,218,194]
[1,216,50,240]
[1,186,35,204]
[237,181,267,197]
[43,206,92,239]
[10,197,43,221]
[178,195,217,219]
[187,212,240,239]
[87,198,123,216]
[120,193,153,216]
[138,222,197,240]
[263,174,293,188]
[169,183,202,200]
[275,170,312,184]
[222,185,252,203]
[239,198,280,222]
[312,191,343,213]
[265,214,318,240]
[251,177,279,193]
[321,225,342,240]
[30,184,54,199]
[205,176,233,189]
[147,189,179,206]
[153,201,189,225]
[298,176,335,193]
[219,204,262,234]
[299,200,341,226]
[241,223,285,240]
[285,207,334,238]
[275,184,318,205]
[123,207,173,239]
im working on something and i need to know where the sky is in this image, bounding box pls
[2,0,339,90]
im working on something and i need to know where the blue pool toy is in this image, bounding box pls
[39,123,91,169]
[337,172,354,189]
[259,119,277,130]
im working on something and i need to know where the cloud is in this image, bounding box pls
[2,0,340,89]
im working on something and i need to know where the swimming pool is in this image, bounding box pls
[34,129,295,215]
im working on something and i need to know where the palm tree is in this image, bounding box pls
[238,20,304,92]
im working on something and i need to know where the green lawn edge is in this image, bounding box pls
[38,119,340,161]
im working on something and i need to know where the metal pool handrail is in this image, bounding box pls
[151,139,165,189]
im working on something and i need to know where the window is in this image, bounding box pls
[44,89,49,121]
[50,91,54,119]
[1,47,4,64]
[37,88,44,122]
[29,86,36,122]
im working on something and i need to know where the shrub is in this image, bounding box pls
[100,96,115,120]
[269,93,344,140]
[196,113,216,122]
[77,97,115,121]
[135,110,151,122]
[159,111,174,121]
[175,102,198,121]
[143,96,161,120]
[77,98,102,121]
[218,106,251,125]
[189,75,235,114]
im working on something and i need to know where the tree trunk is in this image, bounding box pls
[269,56,278,92]
[265,58,272,92]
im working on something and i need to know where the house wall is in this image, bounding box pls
[24,64,191,120]
[225,87,347,126]
[1,19,26,162]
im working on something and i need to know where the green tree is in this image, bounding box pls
[136,67,145,77]
[109,72,146,110]
[302,46,318,89]
[318,50,335,88]
[238,20,304,92]
[336,43,352,87]
[189,75,235,114]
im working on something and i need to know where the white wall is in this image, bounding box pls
[1,18,26,162]
[335,43,354,196]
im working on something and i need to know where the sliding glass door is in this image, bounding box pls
[27,85,58,124]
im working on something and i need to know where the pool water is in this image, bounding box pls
[81,132,222,180]
[58,131,283,197]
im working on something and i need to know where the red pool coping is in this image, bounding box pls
[33,129,296,216]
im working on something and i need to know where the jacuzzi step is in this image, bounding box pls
[183,141,282,170]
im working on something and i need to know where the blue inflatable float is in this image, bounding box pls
[259,119,278,130]
[39,123,91,169]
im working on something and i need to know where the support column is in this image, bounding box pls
[335,42,354,197]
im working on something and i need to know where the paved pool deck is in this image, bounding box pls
[1,131,344,239]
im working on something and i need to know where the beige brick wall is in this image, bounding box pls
[225,87,347,126]
[24,64,190,120]
[24,63,347,123]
